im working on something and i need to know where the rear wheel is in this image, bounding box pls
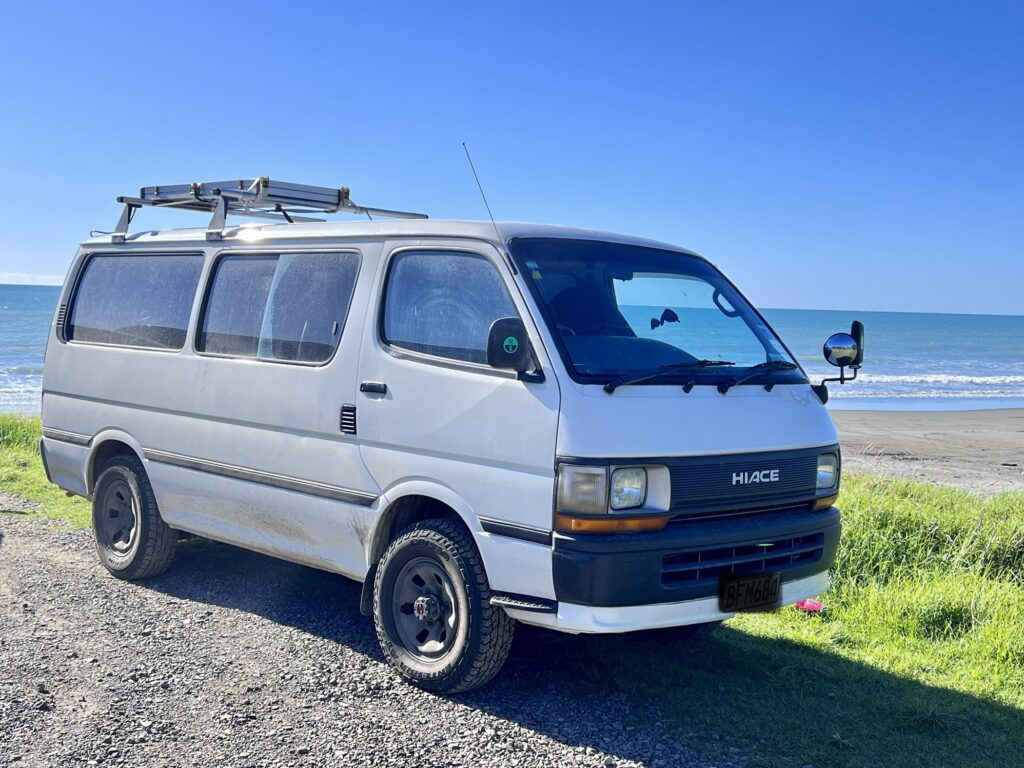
[373,519,514,693]
[92,455,176,580]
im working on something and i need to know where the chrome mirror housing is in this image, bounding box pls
[823,333,859,368]
[815,321,865,404]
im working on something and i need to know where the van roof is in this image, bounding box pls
[81,219,703,258]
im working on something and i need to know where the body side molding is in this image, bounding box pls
[144,448,378,507]
[478,516,552,545]
[41,428,92,446]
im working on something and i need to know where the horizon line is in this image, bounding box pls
[0,280,1020,319]
[0,274,64,286]
[760,306,1024,319]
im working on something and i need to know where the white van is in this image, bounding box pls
[41,178,864,692]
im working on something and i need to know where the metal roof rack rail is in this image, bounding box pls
[110,177,428,242]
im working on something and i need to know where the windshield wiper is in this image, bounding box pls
[716,360,799,394]
[603,360,735,394]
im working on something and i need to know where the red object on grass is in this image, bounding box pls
[795,598,825,613]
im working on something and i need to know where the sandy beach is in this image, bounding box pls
[833,408,1024,496]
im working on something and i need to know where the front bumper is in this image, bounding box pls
[506,570,830,634]
[552,506,841,607]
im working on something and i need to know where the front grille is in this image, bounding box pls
[666,447,826,520]
[661,532,825,587]
[667,502,810,526]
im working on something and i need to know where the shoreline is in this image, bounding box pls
[832,408,1024,496]
[828,399,1024,412]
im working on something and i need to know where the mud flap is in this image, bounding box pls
[359,562,378,616]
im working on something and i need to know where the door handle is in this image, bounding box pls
[359,381,388,395]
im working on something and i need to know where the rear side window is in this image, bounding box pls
[382,250,518,364]
[66,254,203,349]
[198,252,360,364]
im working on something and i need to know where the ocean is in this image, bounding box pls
[1,283,1023,412]
[2,285,58,413]
[763,308,1024,411]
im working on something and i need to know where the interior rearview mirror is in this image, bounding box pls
[650,308,680,330]
[487,317,533,373]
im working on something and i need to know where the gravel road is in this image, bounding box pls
[0,515,739,768]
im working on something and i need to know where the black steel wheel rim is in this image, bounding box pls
[391,556,460,659]
[98,477,138,554]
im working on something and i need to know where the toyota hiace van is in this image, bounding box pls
[41,178,864,691]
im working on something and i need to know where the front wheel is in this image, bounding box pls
[372,519,514,693]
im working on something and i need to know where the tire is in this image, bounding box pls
[373,519,514,693]
[92,454,176,580]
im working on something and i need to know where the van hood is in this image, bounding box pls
[556,383,839,459]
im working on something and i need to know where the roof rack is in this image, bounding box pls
[110,177,428,243]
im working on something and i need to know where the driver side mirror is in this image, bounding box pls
[487,317,536,376]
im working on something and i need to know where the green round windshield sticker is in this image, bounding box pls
[503,336,520,354]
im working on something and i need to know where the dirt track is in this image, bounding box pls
[0,515,734,768]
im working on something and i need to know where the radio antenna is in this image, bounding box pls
[462,142,502,242]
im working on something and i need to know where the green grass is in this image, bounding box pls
[540,475,1024,767]
[0,413,90,526]
[3,413,1023,766]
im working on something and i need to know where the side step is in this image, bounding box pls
[490,593,558,614]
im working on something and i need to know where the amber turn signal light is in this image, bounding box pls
[554,514,669,534]
[813,494,839,511]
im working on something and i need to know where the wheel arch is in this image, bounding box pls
[367,484,481,568]
[86,429,147,495]
[359,482,484,616]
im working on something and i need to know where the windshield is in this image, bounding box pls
[510,238,805,385]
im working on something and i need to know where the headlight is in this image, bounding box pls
[556,466,607,514]
[610,467,647,510]
[817,453,839,489]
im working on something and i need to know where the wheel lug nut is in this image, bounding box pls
[412,595,441,622]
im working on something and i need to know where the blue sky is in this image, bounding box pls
[1,2,1021,315]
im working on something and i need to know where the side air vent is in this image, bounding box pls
[340,405,357,435]
[55,303,68,338]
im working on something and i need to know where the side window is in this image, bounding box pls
[262,253,361,362]
[383,250,518,364]
[198,252,360,364]
[198,256,277,357]
[66,254,203,349]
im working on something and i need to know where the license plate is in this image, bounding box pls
[719,572,781,612]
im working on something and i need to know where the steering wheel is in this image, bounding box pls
[419,297,483,337]
[556,324,577,337]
